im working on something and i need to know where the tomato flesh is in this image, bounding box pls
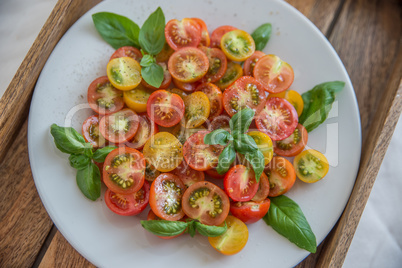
[127,114,158,150]
[99,108,139,144]
[230,199,271,224]
[146,90,185,127]
[106,57,142,91]
[215,61,243,90]
[123,84,153,113]
[265,156,296,197]
[87,76,124,115]
[199,46,227,83]
[274,123,308,157]
[221,30,255,62]
[293,149,329,183]
[82,115,106,148]
[206,114,231,132]
[243,51,265,76]
[196,83,224,121]
[165,18,202,50]
[168,47,209,83]
[192,18,210,47]
[224,165,259,202]
[251,171,270,202]
[182,91,210,128]
[210,25,237,48]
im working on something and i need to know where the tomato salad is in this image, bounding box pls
[51,8,343,257]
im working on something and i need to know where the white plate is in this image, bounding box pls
[28,0,361,267]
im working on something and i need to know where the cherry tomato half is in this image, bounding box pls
[141,62,172,90]
[196,83,224,121]
[103,147,145,195]
[221,29,255,62]
[82,115,106,148]
[251,172,270,202]
[215,61,243,90]
[171,161,205,188]
[165,18,202,50]
[247,131,273,165]
[206,114,231,132]
[106,57,142,91]
[199,46,227,83]
[155,42,174,62]
[182,91,210,128]
[146,90,185,127]
[127,114,158,150]
[168,47,209,83]
[170,123,206,145]
[293,149,329,183]
[144,161,161,183]
[243,51,265,76]
[110,46,142,62]
[87,76,124,115]
[99,108,139,144]
[267,89,304,117]
[123,83,154,113]
[210,25,237,48]
[224,165,259,202]
[265,156,296,197]
[172,78,200,93]
[192,18,210,47]
[182,181,230,225]
[274,123,308,157]
[230,199,271,224]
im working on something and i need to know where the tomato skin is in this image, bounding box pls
[221,29,255,62]
[191,18,210,47]
[255,97,298,141]
[82,115,106,148]
[87,76,124,115]
[171,161,205,188]
[127,114,158,150]
[210,25,237,48]
[196,83,223,121]
[149,173,186,221]
[243,51,265,76]
[146,90,185,127]
[293,149,329,183]
[182,181,230,225]
[141,62,172,90]
[274,123,308,157]
[103,147,145,195]
[266,156,296,197]
[199,46,227,83]
[99,108,140,144]
[165,19,202,50]
[104,181,150,216]
[224,165,259,202]
[230,199,271,224]
[251,171,270,202]
[168,47,209,83]
[110,46,142,62]
[146,210,184,239]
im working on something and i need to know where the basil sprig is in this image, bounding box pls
[263,195,317,253]
[203,108,264,182]
[299,81,345,132]
[92,7,166,88]
[251,23,272,51]
[50,124,116,200]
[141,219,227,238]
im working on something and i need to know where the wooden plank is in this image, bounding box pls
[0,0,101,164]
[0,121,54,267]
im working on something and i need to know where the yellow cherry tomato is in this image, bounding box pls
[293,149,329,183]
[123,84,153,113]
[215,62,243,90]
[208,215,249,255]
[182,91,210,128]
[221,30,255,61]
[268,89,304,116]
[247,131,273,165]
[106,57,141,91]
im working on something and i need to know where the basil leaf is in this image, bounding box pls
[139,7,166,55]
[186,220,196,237]
[92,12,140,49]
[244,149,265,182]
[140,54,156,68]
[76,162,101,201]
[251,23,272,51]
[141,220,188,237]
[216,143,236,174]
[50,124,91,155]
[204,129,232,146]
[229,108,255,134]
[141,62,164,88]
[299,81,345,132]
[263,195,317,253]
[195,221,227,237]
[69,154,91,170]
[92,146,117,163]
[233,134,258,154]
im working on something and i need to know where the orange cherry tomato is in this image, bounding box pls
[191,18,210,47]
[265,156,296,197]
[165,18,202,50]
[199,46,227,83]
[168,47,209,83]
[146,90,185,127]
[274,123,308,157]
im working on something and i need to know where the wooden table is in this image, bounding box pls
[0,0,400,267]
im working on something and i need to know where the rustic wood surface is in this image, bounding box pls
[0,0,400,267]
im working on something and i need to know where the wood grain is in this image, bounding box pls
[0,121,53,268]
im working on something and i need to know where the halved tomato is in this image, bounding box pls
[168,47,209,83]
[199,46,227,83]
[192,18,210,47]
[171,161,205,188]
[196,83,223,121]
[253,54,294,94]
[82,115,106,148]
[215,62,243,90]
[224,165,259,202]
[165,18,202,50]
[293,149,329,183]
[221,29,255,62]
[243,51,265,76]
[142,132,183,172]
[274,123,308,157]
[146,90,185,127]
[267,89,304,116]
[149,173,186,221]
[106,57,142,91]
[210,25,237,48]
[230,199,271,224]
[172,78,200,93]
[255,97,298,141]
[99,108,139,144]
[127,114,158,150]
[183,130,223,171]
[182,181,230,225]
[123,84,154,113]
[110,46,142,62]
[155,42,174,62]
[87,76,124,115]
[206,114,231,132]
[144,161,161,182]
[103,147,145,195]
[141,62,172,90]
[170,123,206,145]
[146,210,185,239]
[251,171,270,202]
[222,76,267,117]
[265,156,296,197]
[247,131,273,165]
[104,181,149,216]
[182,91,210,128]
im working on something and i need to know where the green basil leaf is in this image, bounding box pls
[141,62,164,88]
[186,220,196,237]
[69,154,91,170]
[195,221,227,237]
[141,220,188,237]
[251,23,272,51]
[233,134,258,154]
[244,149,265,182]
[92,146,117,163]
[216,143,236,174]
[76,162,101,201]
[229,108,255,134]
[299,81,345,132]
[92,12,140,49]
[139,7,165,55]
[204,129,232,146]
[50,124,91,155]
[263,195,317,253]
[140,54,156,68]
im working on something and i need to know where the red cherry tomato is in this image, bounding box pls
[251,171,270,202]
[210,25,237,48]
[99,108,139,144]
[195,83,224,121]
[274,123,308,157]
[191,18,210,47]
[82,115,106,148]
[243,51,265,76]
[199,46,227,83]
[127,114,158,150]
[110,46,142,62]
[146,90,185,127]
[171,161,205,188]
[266,156,296,197]
[172,78,201,93]
[206,114,231,132]
[87,76,124,115]
[165,18,202,50]
[230,199,271,224]
[224,165,259,202]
